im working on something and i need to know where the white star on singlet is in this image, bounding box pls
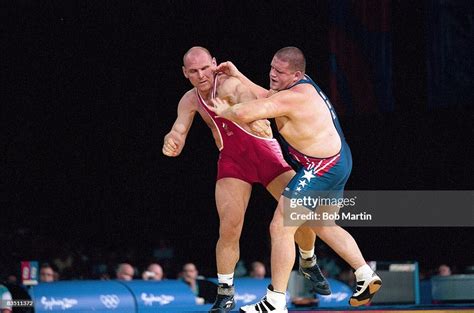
[302,169,316,182]
[298,180,307,188]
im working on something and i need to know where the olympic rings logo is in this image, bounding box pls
[100,294,120,309]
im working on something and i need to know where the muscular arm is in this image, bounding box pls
[218,77,272,137]
[216,62,269,99]
[162,92,196,157]
[217,76,256,105]
[211,89,307,123]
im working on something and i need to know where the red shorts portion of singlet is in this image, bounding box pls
[216,127,292,187]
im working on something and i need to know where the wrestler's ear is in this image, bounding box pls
[182,66,189,79]
[211,57,217,68]
[293,71,303,83]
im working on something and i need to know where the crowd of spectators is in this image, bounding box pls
[2,229,471,298]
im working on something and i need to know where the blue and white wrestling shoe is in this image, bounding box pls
[239,285,287,313]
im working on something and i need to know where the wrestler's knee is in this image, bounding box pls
[219,216,243,242]
[269,214,294,240]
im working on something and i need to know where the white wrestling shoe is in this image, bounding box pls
[349,271,382,306]
[239,286,287,313]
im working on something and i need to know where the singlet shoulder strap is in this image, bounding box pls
[211,73,219,99]
[286,74,313,89]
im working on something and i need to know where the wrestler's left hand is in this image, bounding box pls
[209,97,231,116]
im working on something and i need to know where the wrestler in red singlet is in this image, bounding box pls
[196,75,291,186]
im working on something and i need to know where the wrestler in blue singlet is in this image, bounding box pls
[280,75,352,208]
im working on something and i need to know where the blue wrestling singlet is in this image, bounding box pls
[280,75,352,209]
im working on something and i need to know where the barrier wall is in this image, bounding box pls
[28,278,271,312]
[29,280,135,312]
[25,274,474,312]
[125,280,199,312]
[228,277,269,306]
[431,275,474,301]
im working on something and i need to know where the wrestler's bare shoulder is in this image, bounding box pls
[179,89,199,110]
[285,83,321,107]
[289,82,316,96]
[217,74,241,88]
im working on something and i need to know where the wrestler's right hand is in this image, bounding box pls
[215,61,239,78]
[162,133,181,157]
[249,119,272,138]
[266,89,279,97]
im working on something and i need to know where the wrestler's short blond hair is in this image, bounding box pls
[274,46,306,72]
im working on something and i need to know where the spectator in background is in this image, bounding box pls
[0,284,12,313]
[437,264,452,276]
[181,263,204,304]
[152,239,174,280]
[116,263,134,281]
[249,261,266,279]
[181,263,216,305]
[40,263,56,283]
[142,263,164,281]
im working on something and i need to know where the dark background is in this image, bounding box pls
[2,0,473,279]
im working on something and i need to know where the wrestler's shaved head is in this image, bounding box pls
[183,46,212,67]
[274,46,306,73]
